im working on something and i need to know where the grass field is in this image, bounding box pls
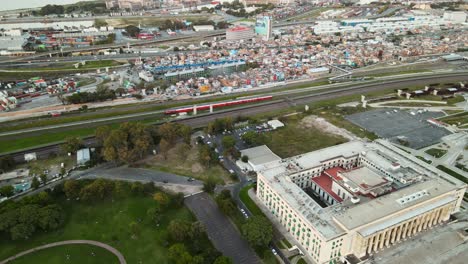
[239,185,265,218]
[10,244,119,264]
[238,184,278,264]
[425,148,448,158]
[439,111,468,126]
[258,115,348,158]
[142,143,232,184]
[3,60,123,72]
[437,165,467,184]
[416,156,432,164]
[0,196,199,264]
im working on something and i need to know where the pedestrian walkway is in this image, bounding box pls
[0,240,126,264]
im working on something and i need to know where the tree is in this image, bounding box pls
[125,25,141,38]
[31,177,40,190]
[61,136,84,154]
[222,135,236,152]
[241,131,263,146]
[158,123,179,145]
[115,87,126,96]
[95,125,111,146]
[214,256,233,264]
[0,155,15,173]
[241,155,249,163]
[40,4,65,15]
[101,122,153,164]
[189,221,204,240]
[168,219,191,242]
[39,174,47,185]
[146,206,161,224]
[159,139,171,160]
[0,185,14,197]
[216,194,236,216]
[178,124,192,145]
[63,179,81,199]
[202,177,217,193]
[242,216,273,247]
[37,204,64,230]
[199,145,213,167]
[168,243,193,264]
[153,192,170,209]
[10,223,35,240]
[79,179,114,202]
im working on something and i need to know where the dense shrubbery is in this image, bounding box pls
[0,192,64,240]
[66,85,116,104]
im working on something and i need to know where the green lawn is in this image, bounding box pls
[368,69,431,77]
[439,112,468,127]
[416,156,432,164]
[258,115,348,158]
[142,143,232,184]
[0,196,197,264]
[425,148,448,158]
[3,60,123,72]
[437,165,467,184]
[0,128,96,154]
[239,185,265,218]
[10,244,119,264]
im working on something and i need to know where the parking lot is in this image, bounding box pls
[346,108,452,149]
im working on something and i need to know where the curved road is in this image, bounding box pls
[0,240,126,264]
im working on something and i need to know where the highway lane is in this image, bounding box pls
[1,71,467,138]
[3,73,468,163]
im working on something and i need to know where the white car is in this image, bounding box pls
[271,248,278,255]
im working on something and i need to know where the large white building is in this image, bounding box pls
[256,139,466,264]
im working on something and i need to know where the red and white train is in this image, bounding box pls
[164,95,273,115]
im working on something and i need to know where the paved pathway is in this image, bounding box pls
[0,240,126,264]
[185,192,261,264]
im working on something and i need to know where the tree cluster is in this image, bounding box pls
[0,192,64,240]
[215,190,237,216]
[39,5,65,16]
[97,123,154,164]
[241,216,273,248]
[198,145,218,168]
[66,85,116,104]
[206,117,233,134]
[241,131,265,147]
[63,179,158,203]
[157,123,192,159]
[0,155,15,173]
[61,136,84,154]
[124,25,141,38]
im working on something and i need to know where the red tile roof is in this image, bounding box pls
[324,167,345,181]
[312,174,343,202]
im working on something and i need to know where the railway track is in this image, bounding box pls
[4,73,468,162]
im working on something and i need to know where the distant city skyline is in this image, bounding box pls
[0,0,95,11]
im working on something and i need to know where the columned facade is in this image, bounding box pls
[359,202,453,257]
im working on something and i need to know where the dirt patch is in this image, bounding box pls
[300,115,358,141]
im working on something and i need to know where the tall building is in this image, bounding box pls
[256,139,466,264]
[255,16,272,41]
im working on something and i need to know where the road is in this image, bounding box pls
[3,72,468,139]
[185,192,262,264]
[2,72,468,163]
